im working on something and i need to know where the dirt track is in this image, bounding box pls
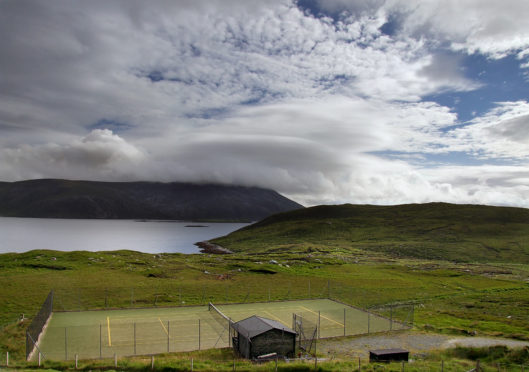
[318,331,529,359]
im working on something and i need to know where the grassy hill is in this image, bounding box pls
[213,202,529,263]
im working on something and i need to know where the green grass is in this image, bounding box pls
[213,203,529,263]
[2,248,529,366]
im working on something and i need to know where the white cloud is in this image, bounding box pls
[384,0,529,62]
[0,130,144,181]
[0,0,529,208]
[445,101,529,159]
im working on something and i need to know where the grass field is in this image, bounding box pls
[35,299,399,361]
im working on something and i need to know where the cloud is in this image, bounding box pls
[384,0,529,62]
[445,101,529,159]
[0,0,529,208]
[0,130,144,181]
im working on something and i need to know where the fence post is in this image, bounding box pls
[390,305,393,331]
[39,352,41,366]
[114,353,117,368]
[228,318,232,347]
[344,308,346,336]
[191,358,194,371]
[476,360,480,372]
[6,351,8,367]
[134,322,137,355]
[198,319,201,350]
[327,280,330,298]
[441,359,444,372]
[308,280,311,298]
[65,327,68,360]
[75,354,78,369]
[167,320,170,353]
[401,360,404,371]
[99,323,102,359]
[318,311,321,339]
[151,355,154,370]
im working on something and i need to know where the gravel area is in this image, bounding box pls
[318,331,529,359]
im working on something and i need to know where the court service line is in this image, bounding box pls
[107,316,112,347]
[300,306,344,327]
[158,317,169,336]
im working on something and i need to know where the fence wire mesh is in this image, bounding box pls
[27,281,416,361]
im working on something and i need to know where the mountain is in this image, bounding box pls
[213,202,529,263]
[0,179,303,221]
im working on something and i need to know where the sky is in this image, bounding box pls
[1,0,529,207]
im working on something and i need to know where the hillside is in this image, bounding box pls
[213,202,529,263]
[0,179,303,221]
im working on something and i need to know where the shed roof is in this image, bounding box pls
[232,315,296,339]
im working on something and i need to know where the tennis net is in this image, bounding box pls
[208,302,233,330]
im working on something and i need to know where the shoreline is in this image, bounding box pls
[194,241,233,254]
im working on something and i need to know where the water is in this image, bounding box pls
[0,217,248,254]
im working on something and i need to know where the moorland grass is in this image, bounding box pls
[213,203,529,263]
[1,248,528,367]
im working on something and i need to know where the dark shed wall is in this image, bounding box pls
[237,332,250,359]
[250,329,295,358]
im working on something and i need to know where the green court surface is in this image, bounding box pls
[35,299,404,361]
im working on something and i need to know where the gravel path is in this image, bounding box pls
[318,331,529,359]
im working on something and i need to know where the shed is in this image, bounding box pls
[369,348,409,362]
[232,315,296,359]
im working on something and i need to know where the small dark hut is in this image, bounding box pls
[232,315,296,359]
[369,348,409,362]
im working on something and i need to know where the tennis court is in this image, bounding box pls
[35,299,404,361]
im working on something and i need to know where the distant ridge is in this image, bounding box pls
[213,202,529,263]
[0,179,303,221]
